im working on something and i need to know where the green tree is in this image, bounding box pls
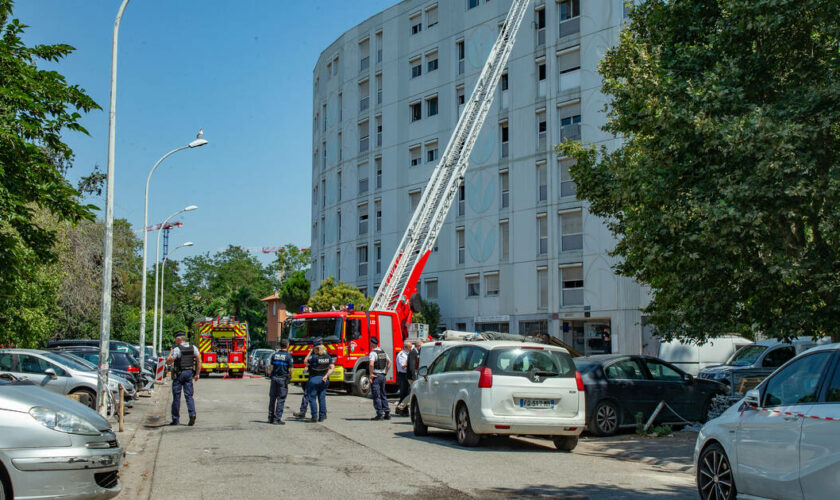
[412,300,441,334]
[0,0,99,302]
[278,270,310,313]
[307,277,371,312]
[558,0,840,342]
[270,245,311,278]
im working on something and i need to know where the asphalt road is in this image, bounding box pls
[145,376,697,499]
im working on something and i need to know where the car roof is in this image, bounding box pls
[0,348,50,354]
[753,337,817,346]
[797,342,840,354]
[440,341,570,353]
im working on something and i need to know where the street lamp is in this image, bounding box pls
[157,242,194,355]
[151,205,197,357]
[97,0,131,417]
[139,134,207,371]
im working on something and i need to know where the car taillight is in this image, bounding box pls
[476,366,493,388]
[127,366,140,373]
[575,370,584,391]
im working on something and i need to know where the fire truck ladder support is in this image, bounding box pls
[370,0,531,313]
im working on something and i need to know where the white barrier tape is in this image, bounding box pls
[745,404,839,422]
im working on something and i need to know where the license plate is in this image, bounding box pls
[519,399,555,409]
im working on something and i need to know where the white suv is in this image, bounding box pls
[410,341,585,450]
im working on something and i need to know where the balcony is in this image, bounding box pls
[559,70,581,92]
[560,123,581,141]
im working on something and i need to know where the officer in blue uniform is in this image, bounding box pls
[369,337,392,420]
[293,337,321,419]
[268,339,293,425]
[166,331,200,426]
[306,342,334,422]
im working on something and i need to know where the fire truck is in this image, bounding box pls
[290,0,531,396]
[193,316,248,378]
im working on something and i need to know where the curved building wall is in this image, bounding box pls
[309,0,651,355]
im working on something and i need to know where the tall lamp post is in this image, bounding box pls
[157,242,194,355]
[151,206,198,357]
[139,135,207,371]
[97,0,131,417]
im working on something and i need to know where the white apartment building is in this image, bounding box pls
[309,0,652,355]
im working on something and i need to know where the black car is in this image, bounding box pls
[574,355,728,436]
[47,339,156,372]
[50,346,147,387]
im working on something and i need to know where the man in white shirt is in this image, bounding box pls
[395,340,411,416]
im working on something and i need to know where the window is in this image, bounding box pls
[375,115,382,147]
[338,93,343,122]
[762,346,796,368]
[458,184,465,216]
[560,0,580,21]
[537,214,548,254]
[825,360,840,402]
[456,85,466,116]
[375,242,382,274]
[409,190,421,212]
[560,158,577,197]
[561,265,584,306]
[327,61,332,79]
[429,348,453,375]
[535,7,546,46]
[538,61,547,81]
[485,272,499,296]
[337,210,342,240]
[500,170,510,208]
[410,13,422,35]
[409,145,422,167]
[560,211,583,251]
[558,46,581,91]
[410,102,422,122]
[321,178,326,207]
[426,50,439,72]
[457,227,465,264]
[375,199,382,232]
[375,31,383,63]
[466,275,480,297]
[332,56,339,76]
[646,360,685,381]
[358,203,368,235]
[359,79,370,112]
[519,320,548,337]
[322,140,327,169]
[560,106,582,141]
[359,38,370,71]
[537,161,547,201]
[468,0,480,10]
[375,157,382,189]
[358,163,369,194]
[537,110,547,150]
[337,132,342,161]
[337,170,342,201]
[410,56,422,78]
[456,40,465,74]
[322,103,327,131]
[426,5,438,28]
[357,245,368,277]
[426,141,439,163]
[501,72,509,91]
[500,121,509,158]
[763,352,833,407]
[426,95,439,117]
[537,267,548,308]
[376,73,383,104]
[358,120,369,152]
[320,215,325,245]
[447,346,486,372]
[605,359,646,380]
[499,219,510,260]
[18,354,52,374]
[425,278,438,300]
[336,250,341,280]
[320,255,325,281]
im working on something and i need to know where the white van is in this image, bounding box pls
[658,335,751,376]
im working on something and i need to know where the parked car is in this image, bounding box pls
[658,335,751,376]
[0,349,125,410]
[697,337,818,389]
[260,351,275,377]
[248,349,273,373]
[47,340,156,373]
[49,351,136,406]
[0,377,124,499]
[51,346,150,388]
[410,341,585,450]
[574,355,728,436]
[695,343,840,500]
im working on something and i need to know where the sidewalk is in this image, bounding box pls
[115,384,170,499]
[575,431,698,472]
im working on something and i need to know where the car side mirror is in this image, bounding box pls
[418,366,428,379]
[744,388,760,408]
[685,374,694,385]
[44,368,57,378]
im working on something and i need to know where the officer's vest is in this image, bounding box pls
[175,343,195,371]
[309,353,332,375]
[372,348,388,372]
[271,351,291,378]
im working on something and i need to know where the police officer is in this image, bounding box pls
[268,339,293,425]
[292,337,321,419]
[306,343,334,422]
[166,331,200,426]
[368,337,391,420]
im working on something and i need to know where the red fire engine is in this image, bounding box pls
[193,316,248,378]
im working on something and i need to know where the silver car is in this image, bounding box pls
[0,378,124,499]
[0,349,123,410]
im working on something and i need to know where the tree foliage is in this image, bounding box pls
[558,0,840,342]
[412,300,441,333]
[279,270,310,313]
[307,277,371,312]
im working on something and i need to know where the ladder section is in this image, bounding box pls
[370,0,531,313]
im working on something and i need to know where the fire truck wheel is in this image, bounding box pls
[199,372,209,379]
[411,399,428,436]
[351,370,371,397]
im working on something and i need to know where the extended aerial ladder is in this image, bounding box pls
[370,0,532,324]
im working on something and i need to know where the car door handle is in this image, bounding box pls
[783,416,799,422]
[433,381,439,386]
[453,381,460,385]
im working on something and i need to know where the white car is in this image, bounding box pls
[694,342,840,500]
[410,341,585,450]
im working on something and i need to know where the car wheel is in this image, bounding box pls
[455,404,480,447]
[552,435,578,452]
[70,388,97,409]
[590,400,620,436]
[697,442,737,500]
[0,462,11,500]
[351,369,371,397]
[412,398,428,436]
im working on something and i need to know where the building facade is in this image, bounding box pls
[309,0,652,355]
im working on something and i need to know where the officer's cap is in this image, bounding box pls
[174,331,187,339]
[370,337,379,346]
[312,337,323,347]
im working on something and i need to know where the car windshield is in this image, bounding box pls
[489,348,576,377]
[41,351,94,372]
[726,345,767,366]
[288,317,342,343]
[53,352,96,371]
[572,359,600,374]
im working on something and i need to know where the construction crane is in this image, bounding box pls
[370,0,531,319]
[146,221,182,257]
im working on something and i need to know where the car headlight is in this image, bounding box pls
[712,372,728,380]
[29,407,101,435]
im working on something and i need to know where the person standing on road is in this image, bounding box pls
[166,331,200,426]
[268,339,293,425]
[369,337,391,420]
[306,344,334,422]
[395,340,411,416]
[293,338,320,419]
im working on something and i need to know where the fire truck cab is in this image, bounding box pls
[193,316,248,378]
[287,309,403,396]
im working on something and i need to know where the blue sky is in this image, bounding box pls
[17,0,397,265]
